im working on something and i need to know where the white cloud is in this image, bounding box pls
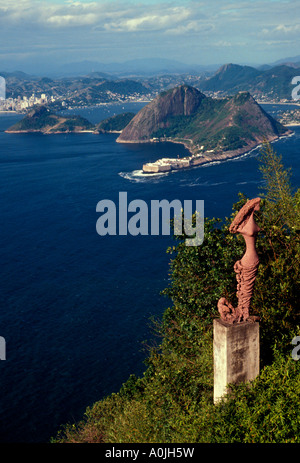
[214,40,233,48]
[167,22,214,36]
[46,13,98,27]
[259,22,300,41]
[274,24,300,34]
[103,6,192,33]
[0,0,300,68]
[0,1,207,35]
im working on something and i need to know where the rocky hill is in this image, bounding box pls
[5,105,94,133]
[199,63,300,100]
[117,85,205,143]
[117,85,291,154]
[200,63,261,92]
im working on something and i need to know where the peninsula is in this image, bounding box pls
[116,85,292,173]
[5,105,94,134]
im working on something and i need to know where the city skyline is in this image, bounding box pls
[0,0,300,74]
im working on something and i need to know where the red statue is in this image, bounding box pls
[218,197,261,324]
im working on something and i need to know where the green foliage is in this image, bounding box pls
[258,141,299,230]
[151,93,277,151]
[53,141,299,444]
[96,112,135,132]
[11,110,58,130]
[204,353,300,443]
[54,115,94,132]
[8,106,94,132]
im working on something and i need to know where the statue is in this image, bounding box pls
[218,197,261,324]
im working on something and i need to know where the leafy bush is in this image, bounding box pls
[204,352,300,443]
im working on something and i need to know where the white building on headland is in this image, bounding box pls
[143,157,192,173]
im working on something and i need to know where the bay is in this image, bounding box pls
[0,103,299,443]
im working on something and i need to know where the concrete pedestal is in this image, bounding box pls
[213,318,259,404]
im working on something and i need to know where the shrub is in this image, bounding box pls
[204,353,300,443]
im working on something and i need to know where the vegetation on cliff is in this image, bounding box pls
[53,141,300,443]
[117,86,290,153]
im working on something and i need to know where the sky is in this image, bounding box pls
[0,0,300,74]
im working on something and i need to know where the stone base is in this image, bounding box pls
[213,318,259,404]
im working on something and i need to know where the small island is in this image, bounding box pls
[116,85,292,173]
[5,105,95,134]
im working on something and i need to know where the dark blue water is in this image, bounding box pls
[0,104,299,443]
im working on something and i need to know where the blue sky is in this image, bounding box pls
[0,0,299,73]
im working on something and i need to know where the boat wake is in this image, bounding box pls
[118,169,170,183]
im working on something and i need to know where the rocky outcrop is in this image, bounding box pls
[117,86,292,155]
[117,85,205,142]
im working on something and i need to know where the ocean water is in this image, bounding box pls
[0,103,299,443]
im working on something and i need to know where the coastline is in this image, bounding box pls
[1,99,299,117]
[0,99,151,116]
[284,122,300,127]
[119,130,293,174]
[5,129,96,134]
[257,101,300,107]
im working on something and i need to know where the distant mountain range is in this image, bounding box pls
[271,54,300,67]
[2,54,300,78]
[1,55,300,107]
[0,58,221,79]
[38,58,222,78]
[58,55,300,77]
[1,74,151,106]
[52,55,300,78]
[198,62,300,100]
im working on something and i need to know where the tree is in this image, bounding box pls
[258,140,300,231]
